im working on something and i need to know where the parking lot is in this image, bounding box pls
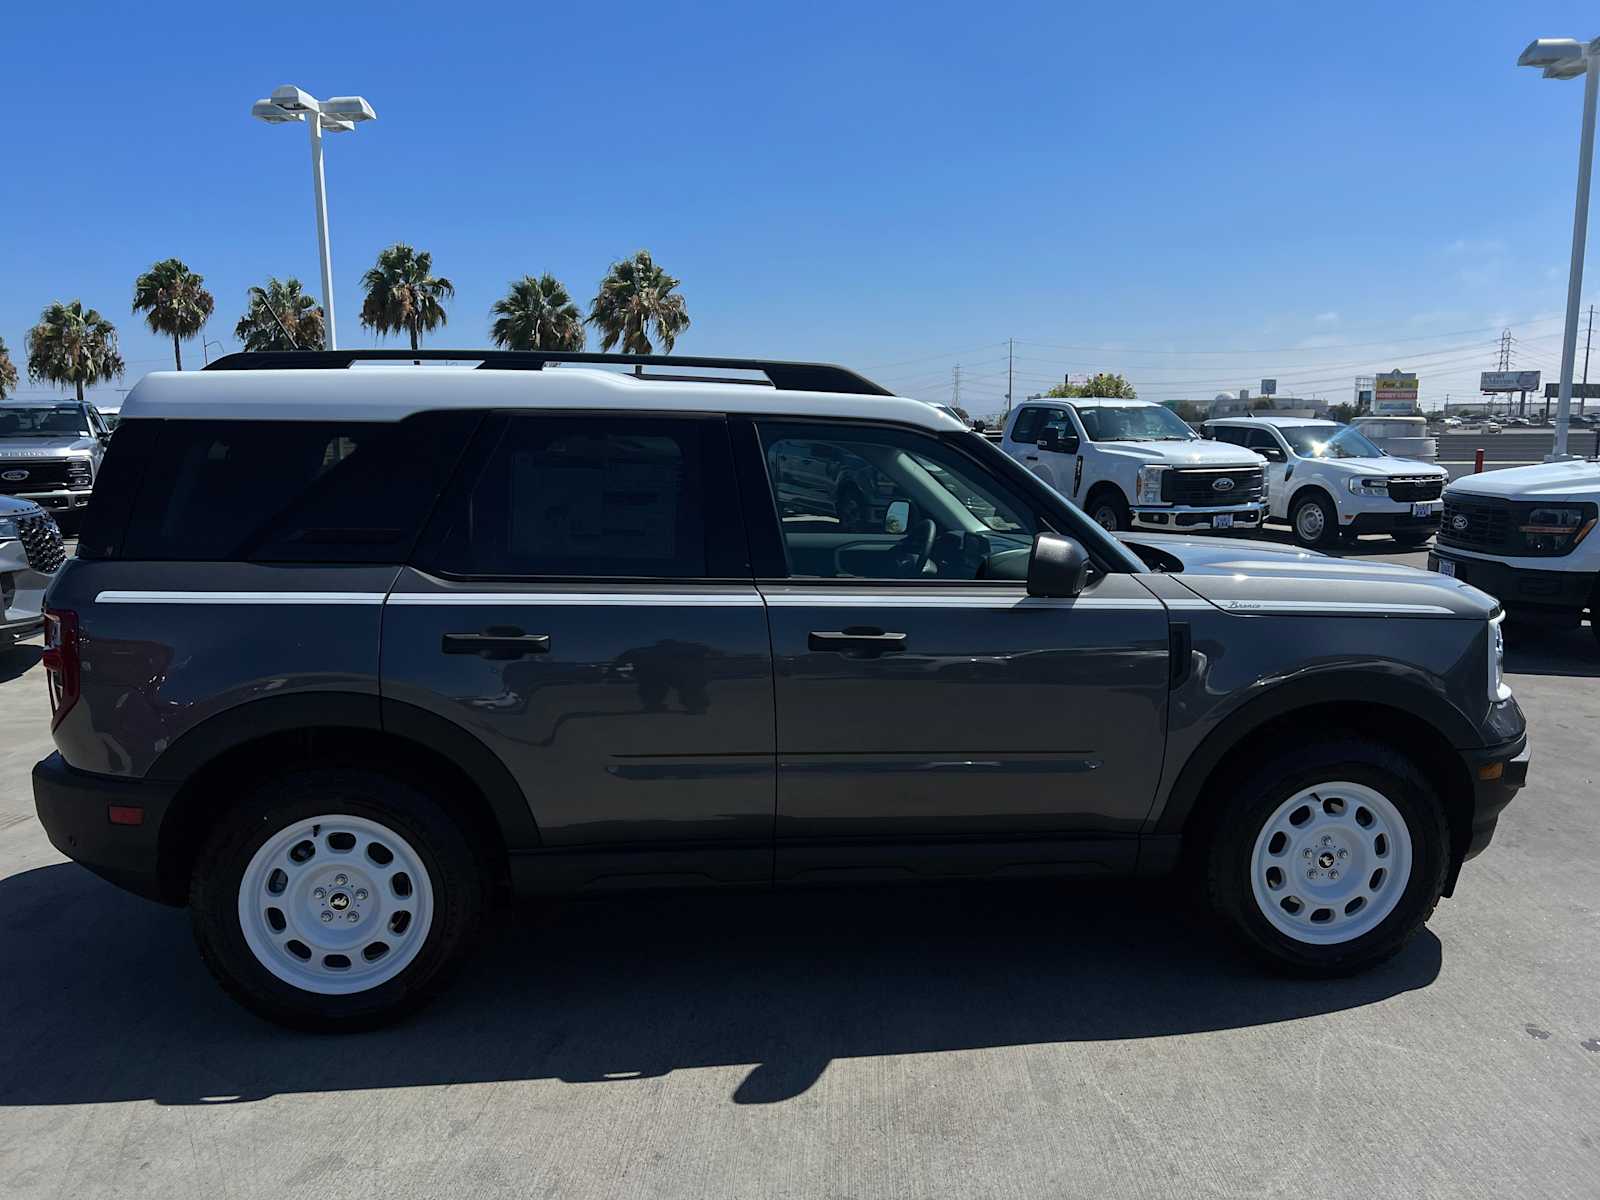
[1,533,1596,1200]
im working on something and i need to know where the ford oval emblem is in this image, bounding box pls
[1451,514,1469,531]
[1211,476,1236,492]
[1,470,27,482]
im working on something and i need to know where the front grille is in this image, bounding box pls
[0,457,91,491]
[1162,466,1265,505]
[16,513,66,573]
[1438,496,1513,552]
[1387,476,1445,503]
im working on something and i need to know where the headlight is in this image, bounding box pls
[0,517,16,540]
[1347,477,1389,496]
[1488,613,1511,702]
[1516,504,1596,555]
[1135,465,1167,505]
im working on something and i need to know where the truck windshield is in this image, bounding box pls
[1279,424,1384,459]
[0,405,90,437]
[1074,405,1197,442]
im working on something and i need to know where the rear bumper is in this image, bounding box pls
[1133,504,1264,532]
[33,752,179,904]
[1428,549,1594,624]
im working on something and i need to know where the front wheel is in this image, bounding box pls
[1290,492,1339,548]
[1205,738,1448,975]
[1086,489,1131,532]
[190,768,488,1030]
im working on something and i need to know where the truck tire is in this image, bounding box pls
[1290,490,1339,548]
[1205,737,1449,976]
[1086,487,1131,532]
[190,767,488,1031]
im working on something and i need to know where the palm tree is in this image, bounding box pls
[234,278,326,352]
[359,243,454,351]
[25,301,125,402]
[0,336,17,399]
[587,250,690,355]
[131,257,214,370]
[489,274,586,351]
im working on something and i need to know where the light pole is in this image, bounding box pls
[1517,37,1600,461]
[250,85,377,351]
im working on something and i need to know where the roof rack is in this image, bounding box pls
[203,349,892,396]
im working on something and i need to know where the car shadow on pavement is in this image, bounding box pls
[0,862,1441,1108]
[1502,624,1600,678]
[0,643,41,684]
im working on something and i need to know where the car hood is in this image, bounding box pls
[1117,532,1496,619]
[0,436,96,457]
[1096,439,1264,467]
[1309,455,1445,478]
[1445,459,1600,503]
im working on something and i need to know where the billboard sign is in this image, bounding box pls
[1544,381,1600,398]
[1261,378,1277,395]
[1481,370,1541,393]
[1374,371,1418,400]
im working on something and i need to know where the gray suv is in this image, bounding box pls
[33,350,1530,1030]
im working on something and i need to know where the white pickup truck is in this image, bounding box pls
[999,398,1266,532]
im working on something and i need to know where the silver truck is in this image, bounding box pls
[0,400,114,526]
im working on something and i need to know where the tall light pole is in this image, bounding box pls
[1517,37,1600,461]
[250,85,377,351]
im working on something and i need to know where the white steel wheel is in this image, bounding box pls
[238,813,435,995]
[1248,781,1413,945]
[1294,499,1326,543]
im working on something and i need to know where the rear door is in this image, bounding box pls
[383,413,776,888]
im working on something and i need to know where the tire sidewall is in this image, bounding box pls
[1291,491,1336,548]
[1089,489,1128,532]
[190,769,483,1030]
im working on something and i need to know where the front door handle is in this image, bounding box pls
[442,627,551,659]
[1024,454,1039,461]
[808,628,907,656]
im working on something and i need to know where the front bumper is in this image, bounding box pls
[33,752,180,904]
[12,488,92,514]
[1133,504,1264,532]
[1339,497,1442,530]
[1457,734,1531,867]
[1428,549,1594,625]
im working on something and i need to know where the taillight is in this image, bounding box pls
[41,608,80,730]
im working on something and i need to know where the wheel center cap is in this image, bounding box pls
[1317,851,1336,869]
[329,891,351,911]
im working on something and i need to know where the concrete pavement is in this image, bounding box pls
[1,547,1597,1200]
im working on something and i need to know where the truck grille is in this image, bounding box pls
[16,513,66,573]
[0,457,91,491]
[1161,466,1265,505]
[1386,476,1445,503]
[1437,496,1513,552]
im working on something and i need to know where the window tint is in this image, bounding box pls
[758,422,1038,580]
[1039,408,1075,442]
[1010,407,1045,444]
[121,413,479,563]
[1245,428,1280,451]
[430,415,712,578]
[1208,425,1244,445]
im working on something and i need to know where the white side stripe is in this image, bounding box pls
[387,592,764,607]
[1217,600,1455,615]
[96,590,387,605]
[760,594,1163,610]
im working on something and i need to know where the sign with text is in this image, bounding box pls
[1374,372,1418,403]
[1481,370,1541,393]
[1543,381,1600,398]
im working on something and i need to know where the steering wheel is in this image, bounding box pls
[891,519,937,577]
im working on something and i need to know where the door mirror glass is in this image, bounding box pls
[1026,532,1091,598]
[884,499,910,535]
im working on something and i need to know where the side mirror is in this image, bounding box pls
[1260,446,1286,463]
[884,500,910,535]
[1027,533,1091,598]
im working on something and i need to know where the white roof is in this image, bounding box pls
[119,367,966,432]
[1206,415,1335,428]
[1018,397,1151,408]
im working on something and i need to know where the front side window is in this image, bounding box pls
[759,422,1039,580]
[1072,404,1197,443]
[1010,407,1046,444]
[1279,424,1384,459]
[1245,428,1283,454]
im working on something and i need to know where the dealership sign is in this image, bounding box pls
[1481,370,1541,393]
[1374,371,1418,400]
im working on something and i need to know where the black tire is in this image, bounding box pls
[190,767,488,1031]
[1205,737,1449,977]
[1290,490,1339,548]
[1392,529,1434,548]
[1086,488,1131,532]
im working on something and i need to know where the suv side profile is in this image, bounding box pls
[34,351,1529,1030]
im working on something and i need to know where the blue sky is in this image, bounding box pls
[4,0,1600,416]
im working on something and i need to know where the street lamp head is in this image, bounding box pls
[319,117,356,134]
[1519,38,1586,71]
[269,84,321,113]
[320,96,376,123]
[251,99,305,124]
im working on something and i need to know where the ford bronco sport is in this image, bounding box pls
[33,350,1530,1029]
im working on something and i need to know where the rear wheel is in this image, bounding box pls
[190,768,487,1030]
[1086,488,1131,532]
[1290,491,1338,548]
[1205,738,1448,975]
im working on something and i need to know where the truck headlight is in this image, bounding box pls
[1347,477,1389,496]
[1516,505,1595,555]
[1489,613,1511,702]
[1135,465,1167,505]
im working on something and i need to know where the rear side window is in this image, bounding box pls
[120,413,480,563]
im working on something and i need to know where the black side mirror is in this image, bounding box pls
[1027,532,1091,598]
[1260,446,1285,463]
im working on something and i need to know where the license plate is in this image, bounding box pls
[1213,514,1233,529]
[1437,558,1456,578]
[1411,502,1436,518]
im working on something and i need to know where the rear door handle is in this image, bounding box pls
[442,628,551,659]
[808,628,907,655]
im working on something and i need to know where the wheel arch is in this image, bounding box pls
[147,693,536,904]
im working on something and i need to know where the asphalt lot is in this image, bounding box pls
[1,532,1597,1200]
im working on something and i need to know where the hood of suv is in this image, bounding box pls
[1445,458,1600,503]
[0,435,97,458]
[1310,455,1446,478]
[1117,532,1497,619]
[1096,439,1263,468]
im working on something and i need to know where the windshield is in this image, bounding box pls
[0,405,90,438]
[1074,404,1196,442]
[1278,424,1384,459]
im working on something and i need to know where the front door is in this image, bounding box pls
[1243,427,1292,518]
[742,419,1171,882]
[382,413,776,888]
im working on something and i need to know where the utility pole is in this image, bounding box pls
[1006,338,1014,418]
[952,363,961,409]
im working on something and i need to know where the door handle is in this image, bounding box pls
[441,628,551,659]
[1024,454,1039,461]
[808,628,907,655]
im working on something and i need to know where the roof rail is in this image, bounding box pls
[203,349,893,396]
